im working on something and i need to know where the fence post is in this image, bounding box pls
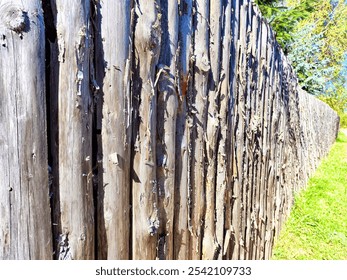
[131,0,161,260]
[0,0,52,259]
[54,0,94,260]
[95,1,132,260]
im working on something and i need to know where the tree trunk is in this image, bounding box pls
[0,0,52,259]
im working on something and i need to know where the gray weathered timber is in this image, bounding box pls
[216,0,232,260]
[202,0,223,260]
[0,0,341,260]
[173,0,193,260]
[0,0,52,259]
[189,0,209,260]
[156,0,179,260]
[131,0,161,260]
[55,0,94,259]
[95,0,132,260]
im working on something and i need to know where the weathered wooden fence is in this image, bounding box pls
[0,0,339,260]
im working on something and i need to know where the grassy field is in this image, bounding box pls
[272,131,347,260]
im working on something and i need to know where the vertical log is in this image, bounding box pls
[256,19,269,260]
[174,0,193,260]
[235,0,249,260]
[230,0,241,260]
[55,0,94,259]
[189,0,210,260]
[202,0,223,260]
[245,7,259,260]
[0,0,52,259]
[243,2,254,260]
[249,10,262,260]
[216,0,232,259]
[96,0,132,260]
[157,0,179,260]
[132,0,161,260]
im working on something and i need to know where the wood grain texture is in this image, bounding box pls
[174,0,193,260]
[95,0,132,260]
[55,0,94,260]
[0,0,340,260]
[189,0,210,260]
[0,0,52,259]
[156,0,179,260]
[131,0,161,260]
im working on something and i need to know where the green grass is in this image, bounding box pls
[272,132,347,260]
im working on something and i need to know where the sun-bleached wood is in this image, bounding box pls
[131,0,161,260]
[0,0,52,259]
[95,0,132,260]
[55,0,94,260]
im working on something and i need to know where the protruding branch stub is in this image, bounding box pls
[0,3,29,34]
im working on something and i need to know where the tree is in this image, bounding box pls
[286,24,334,95]
[289,0,347,75]
[256,0,347,127]
[255,0,316,50]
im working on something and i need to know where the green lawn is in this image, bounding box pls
[272,132,347,260]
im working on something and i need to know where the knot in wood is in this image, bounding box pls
[0,4,27,33]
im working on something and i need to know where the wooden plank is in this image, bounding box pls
[55,0,94,260]
[95,0,132,260]
[0,0,52,259]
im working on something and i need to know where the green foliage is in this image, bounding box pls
[339,113,347,128]
[318,84,347,113]
[256,0,347,117]
[255,0,316,51]
[272,132,347,259]
[292,0,347,75]
[287,24,334,95]
[317,61,347,127]
[254,0,284,19]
